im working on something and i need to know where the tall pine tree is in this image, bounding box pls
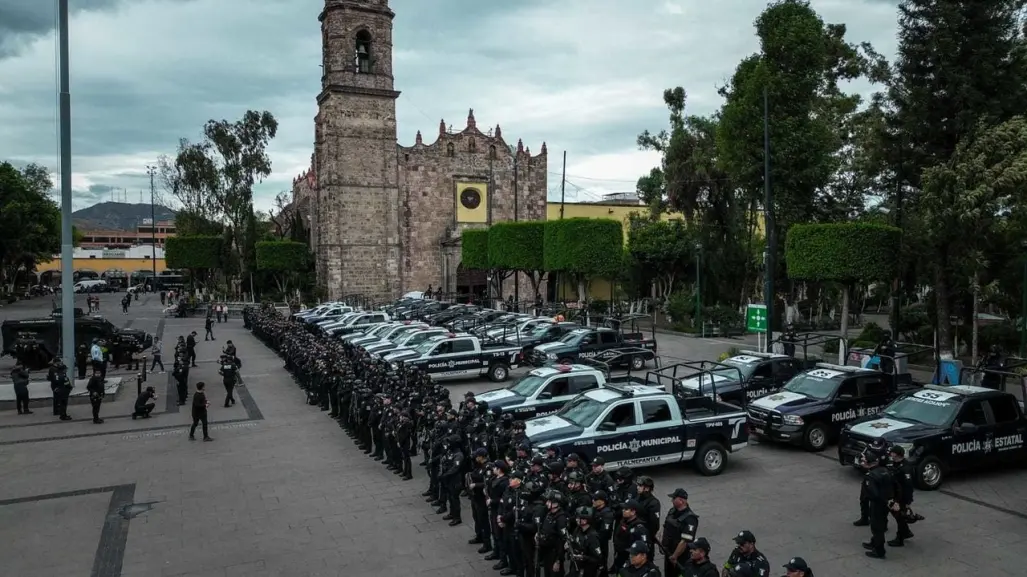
[884,0,1027,356]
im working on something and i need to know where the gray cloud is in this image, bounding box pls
[0,0,902,211]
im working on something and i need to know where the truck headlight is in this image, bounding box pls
[546,353,557,360]
[390,363,398,370]
[783,414,804,426]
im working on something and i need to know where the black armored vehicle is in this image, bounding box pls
[1,308,153,369]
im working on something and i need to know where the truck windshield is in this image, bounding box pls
[530,324,553,337]
[390,326,419,340]
[559,331,588,346]
[881,396,960,426]
[414,340,439,355]
[557,396,607,427]
[404,332,434,345]
[782,373,839,400]
[508,374,548,397]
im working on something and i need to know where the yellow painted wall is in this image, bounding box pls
[456,181,489,223]
[35,258,168,274]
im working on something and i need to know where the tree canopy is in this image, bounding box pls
[0,162,61,290]
[461,229,490,270]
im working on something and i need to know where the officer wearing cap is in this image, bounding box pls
[782,557,813,577]
[886,445,915,547]
[468,447,493,553]
[617,540,661,577]
[681,537,716,577]
[660,488,698,577]
[862,450,893,559]
[591,490,616,575]
[586,456,616,495]
[722,531,768,577]
[613,499,650,572]
[486,461,511,564]
[499,470,526,575]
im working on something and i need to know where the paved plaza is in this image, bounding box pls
[0,294,1024,576]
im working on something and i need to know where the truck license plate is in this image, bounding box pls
[752,426,765,435]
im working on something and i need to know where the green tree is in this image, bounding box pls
[256,240,310,296]
[786,223,901,353]
[626,216,694,302]
[544,218,623,302]
[163,110,279,273]
[881,0,1027,357]
[0,162,61,292]
[461,229,489,270]
[489,222,546,299]
[164,235,223,288]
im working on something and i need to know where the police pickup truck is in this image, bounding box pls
[746,363,919,452]
[838,385,1027,490]
[676,350,806,405]
[364,327,449,357]
[380,332,522,382]
[475,363,616,419]
[524,382,749,475]
[530,327,657,370]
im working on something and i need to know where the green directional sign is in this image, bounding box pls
[746,304,767,332]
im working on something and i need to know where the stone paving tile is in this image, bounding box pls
[0,293,1025,577]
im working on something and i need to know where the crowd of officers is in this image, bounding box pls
[246,305,818,577]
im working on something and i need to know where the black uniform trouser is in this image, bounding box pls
[77,362,86,379]
[472,498,490,542]
[663,553,681,577]
[490,508,506,560]
[205,327,214,340]
[176,378,188,404]
[53,388,70,417]
[187,348,197,366]
[14,385,30,413]
[446,481,461,520]
[133,402,155,417]
[223,380,235,406]
[190,409,209,438]
[151,355,164,372]
[612,550,628,573]
[400,444,412,477]
[858,481,870,520]
[505,525,523,573]
[541,547,563,577]
[372,427,384,457]
[868,505,889,554]
[890,504,912,539]
[328,387,340,416]
[520,536,537,577]
[90,395,103,421]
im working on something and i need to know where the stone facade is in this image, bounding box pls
[300,0,548,302]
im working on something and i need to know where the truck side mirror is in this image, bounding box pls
[597,422,616,432]
[537,391,552,400]
[956,422,978,434]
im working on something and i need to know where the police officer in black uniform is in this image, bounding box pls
[468,448,493,552]
[217,354,238,407]
[517,480,547,577]
[862,451,893,559]
[978,345,1004,389]
[537,490,569,577]
[612,500,649,572]
[722,531,769,577]
[853,438,887,526]
[635,477,661,546]
[586,457,616,495]
[439,433,464,526]
[887,445,915,547]
[661,488,698,577]
[680,538,716,577]
[487,461,512,564]
[618,540,661,577]
[499,471,526,575]
[592,490,616,577]
[781,557,813,577]
[872,331,896,376]
[86,365,105,424]
[780,325,797,358]
[567,506,604,577]
[47,358,74,420]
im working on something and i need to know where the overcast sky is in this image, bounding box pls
[0,0,900,211]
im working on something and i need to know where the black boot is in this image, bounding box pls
[852,518,870,527]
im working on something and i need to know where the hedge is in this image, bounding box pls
[164,235,222,269]
[785,222,901,282]
[543,218,623,276]
[489,221,545,271]
[461,229,490,270]
[256,241,309,272]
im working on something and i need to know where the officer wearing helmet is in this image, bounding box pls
[566,470,593,512]
[591,490,616,575]
[978,344,1004,389]
[538,490,570,576]
[635,476,661,545]
[516,479,547,577]
[567,506,604,577]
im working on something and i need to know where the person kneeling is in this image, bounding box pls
[132,386,157,419]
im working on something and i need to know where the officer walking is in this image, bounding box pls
[862,451,893,559]
[189,381,213,441]
[218,354,238,407]
[11,360,32,415]
[660,489,698,577]
[887,445,915,547]
[47,358,73,420]
[722,531,768,577]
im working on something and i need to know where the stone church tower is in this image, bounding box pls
[315,0,402,300]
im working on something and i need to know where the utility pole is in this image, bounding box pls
[559,151,567,219]
[147,165,158,285]
[763,86,775,353]
[58,0,75,371]
[891,143,904,337]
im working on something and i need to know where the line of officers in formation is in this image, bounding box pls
[246,305,816,577]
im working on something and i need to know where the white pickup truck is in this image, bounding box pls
[382,333,523,382]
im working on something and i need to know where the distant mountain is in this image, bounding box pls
[72,202,177,231]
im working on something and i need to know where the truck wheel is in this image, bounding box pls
[914,455,944,491]
[630,355,645,371]
[694,441,728,476]
[802,423,829,452]
[488,363,510,382]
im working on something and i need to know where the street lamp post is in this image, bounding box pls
[146,165,157,289]
[1021,241,1027,357]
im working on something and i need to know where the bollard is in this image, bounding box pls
[136,372,143,396]
[142,356,148,382]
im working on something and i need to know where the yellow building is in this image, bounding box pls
[36,258,169,275]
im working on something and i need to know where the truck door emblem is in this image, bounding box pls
[628,439,641,452]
